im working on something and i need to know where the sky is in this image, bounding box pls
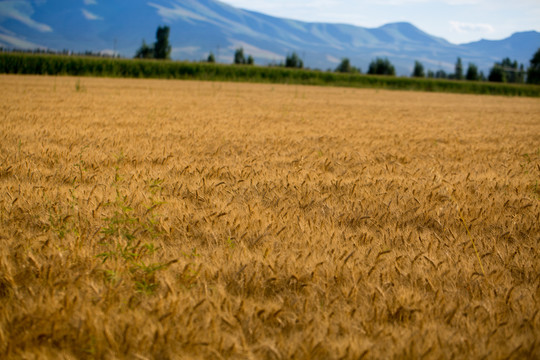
[221,0,540,44]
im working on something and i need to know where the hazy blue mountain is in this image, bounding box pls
[461,31,540,65]
[1,0,539,76]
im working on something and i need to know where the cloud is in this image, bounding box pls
[0,25,16,36]
[326,54,340,64]
[148,2,206,22]
[83,0,97,5]
[99,49,118,56]
[0,33,46,49]
[228,40,283,60]
[450,21,494,33]
[0,1,52,32]
[356,0,481,4]
[81,9,102,20]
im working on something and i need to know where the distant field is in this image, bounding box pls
[0,75,539,359]
[2,53,540,97]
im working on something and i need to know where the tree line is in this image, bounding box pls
[332,53,540,84]
[0,47,120,58]
[136,26,540,85]
[408,56,532,83]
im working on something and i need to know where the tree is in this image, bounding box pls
[134,40,153,59]
[285,52,303,69]
[207,52,215,63]
[134,26,171,60]
[501,58,518,83]
[488,65,505,82]
[233,48,254,65]
[427,70,435,78]
[234,48,245,64]
[488,58,524,83]
[367,58,395,76]
[479,71,486,81]
[335,58,351,73]
[527,48,540,84]
[435,70,447,79]
[335,58,360,73]
[455,57,463,80]
[154,26,171,60]
[412,60,425,77]
[517,64,525,83]
[466,63,479,81]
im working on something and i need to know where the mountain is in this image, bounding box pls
[1,0,539,76]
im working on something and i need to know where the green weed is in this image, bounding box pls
[75,78,85,92]
[96,167,172,294]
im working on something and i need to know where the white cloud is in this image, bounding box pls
[99,49,118,56]
[81,8,102,20]
[0,25,16,36]
[220,0,540,43]
[83,0,97,5]
[225,0,480,7]
[172,46,200,56]
[326,54,340,63]
[148,3,206,22]
[228,40,283,60]
[0,1,52,32]
[0,33,46,49]
[450,21,494,33]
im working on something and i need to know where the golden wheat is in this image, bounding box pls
[0,75,539,359]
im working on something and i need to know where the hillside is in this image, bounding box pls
[0,0,539,75]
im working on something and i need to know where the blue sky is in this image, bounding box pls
[222,0,540,44]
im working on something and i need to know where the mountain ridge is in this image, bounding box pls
[0,0,538,75]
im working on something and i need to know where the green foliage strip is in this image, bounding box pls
[1,53,539,97]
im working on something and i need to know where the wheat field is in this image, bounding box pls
[0,75,539,359]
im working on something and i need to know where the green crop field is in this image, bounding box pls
[1,52,539,97]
